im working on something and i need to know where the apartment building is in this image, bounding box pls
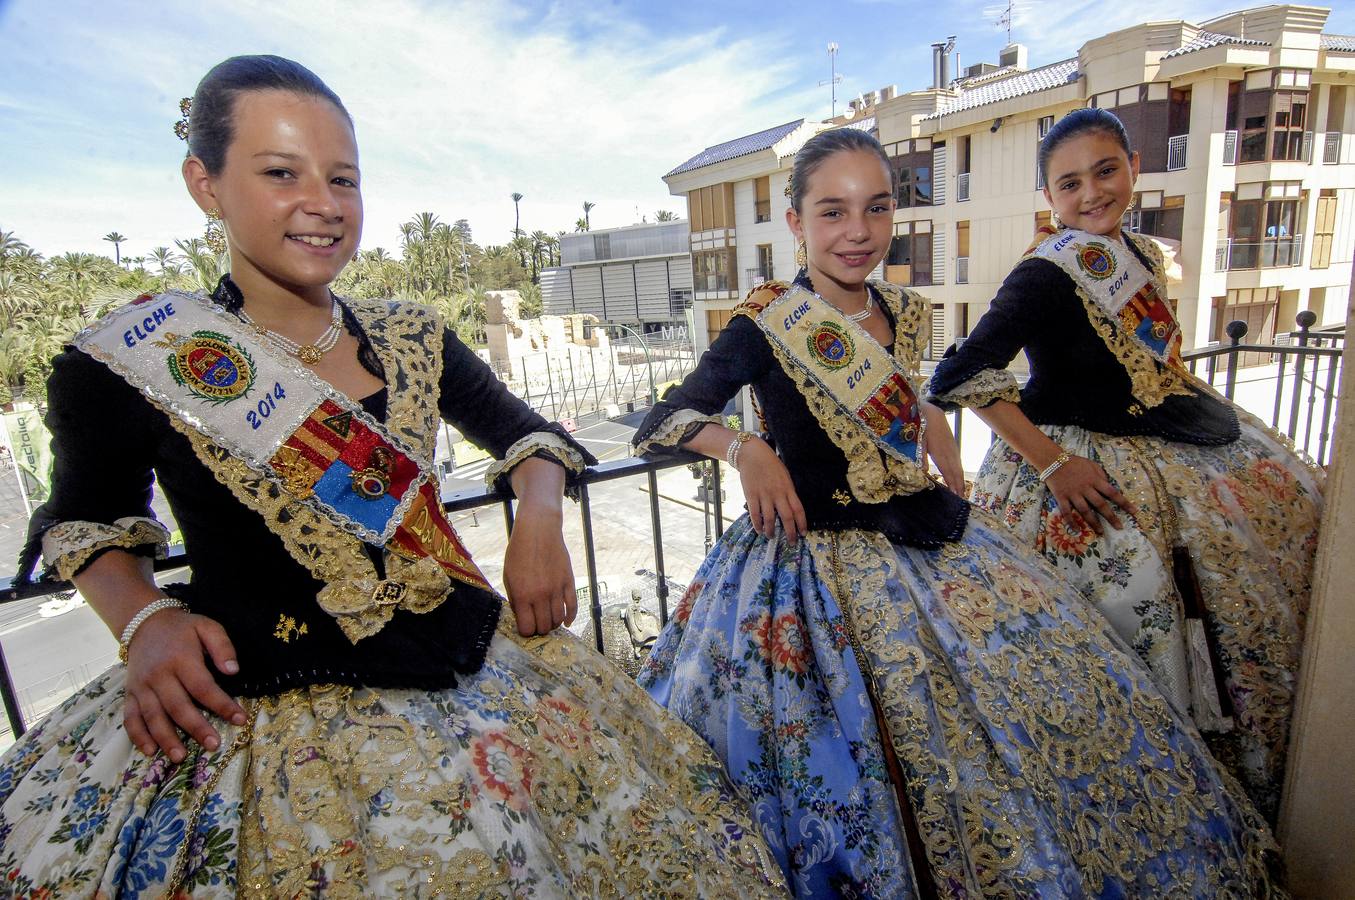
[662,4,1354,358]
[540,220,694,335]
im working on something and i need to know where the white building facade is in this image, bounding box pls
[662,5,1354,359]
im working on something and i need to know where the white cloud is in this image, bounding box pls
[1,0,808,260]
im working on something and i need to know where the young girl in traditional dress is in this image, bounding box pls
[0,55,786,898]
[927,108,1322,821]
[634,126,1282,898]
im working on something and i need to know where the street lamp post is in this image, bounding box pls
[585,321,657,406]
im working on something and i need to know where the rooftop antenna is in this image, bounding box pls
[819,42,843,118]
[995,0,1013,43]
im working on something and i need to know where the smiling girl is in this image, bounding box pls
[928,108,1323,822]
[634,126,1280,897]
[0,55,786,897]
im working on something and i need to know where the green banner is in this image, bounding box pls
[3,407,52,503]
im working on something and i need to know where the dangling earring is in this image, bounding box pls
[204,208,227,255]
[795,238,808,270]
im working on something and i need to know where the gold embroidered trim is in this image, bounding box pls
[42,516,170,582]
[1032,230,1193,410]
[158,296,461,639]
[315,554,453,643]
[484,431,589,489]
[634,408,723,454]
[762,327,936,501]
[926,367,1021,409]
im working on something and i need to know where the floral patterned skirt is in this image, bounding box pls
[971,414,1322,821]
[639,515,1281,899]
[0,614,787,899]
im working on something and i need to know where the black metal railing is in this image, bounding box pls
[0,452,727,740]
[0,312,1343,741]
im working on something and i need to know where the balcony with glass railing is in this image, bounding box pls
[1216,234,1304,270]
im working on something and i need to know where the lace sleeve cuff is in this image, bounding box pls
[42,516,170,582]
[485,430,591,492]
[925,368,1021,410]
[633,408,722,455]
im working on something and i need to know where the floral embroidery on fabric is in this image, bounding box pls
[41,517,170,582]
[924,366,1021,410]
[483,430,590,490]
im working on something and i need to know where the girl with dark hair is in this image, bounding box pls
[634,124,1281,897]
[0,55,787,897]
[928,106,1322,821]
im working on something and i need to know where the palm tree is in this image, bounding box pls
[582,201,595,230]
[103,232,127,266]
[655,210,675,221]
[0,230,29,260]
[574,217,590,233]
[510,193,525,267]
[148,246,180,276]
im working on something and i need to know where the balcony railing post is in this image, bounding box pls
[646,468,670,624]
[1224,320,1248,401]
[710,459,725,538]
[576,483,606,653]
[0,644,25,739]
[1289,312,1314,439]
[1318,340,1340,465]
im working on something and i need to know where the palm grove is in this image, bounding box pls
[0,211,578,406]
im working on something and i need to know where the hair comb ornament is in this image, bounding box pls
[174,97,191,142]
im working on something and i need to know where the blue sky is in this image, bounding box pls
[2,0,1352,262]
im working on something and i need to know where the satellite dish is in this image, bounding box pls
[843,105,857,120]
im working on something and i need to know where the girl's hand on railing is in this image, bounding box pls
[123,609,247,762]
[737,438,808,543]
[503,505,576,636]
[920,401,966,495]
[1044,455,1137,536]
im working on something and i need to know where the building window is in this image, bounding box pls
[688,184,735,232]
[1220,184,1304,270]
[693,248,736,292]
[754,176,771,223]
[592,233,611,260]
[1124,194,1184,242]
[957,136,971,201]
[886,139,933,208]
[955,220,970,284]
[1271,90,1308,161]
[756,244,774,282]
[885,222,932,286]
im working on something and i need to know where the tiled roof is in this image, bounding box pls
[666,119,805,177]
[923,59,1079,120]
[1162,30,1270,59]
[1322,34,1355,53]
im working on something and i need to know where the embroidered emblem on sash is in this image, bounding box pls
[269,399,419,534]
[809,322,855,369]
[857,373,921,457]
[1074,242,1117,280]
[1120,286,1178,357]
[161,331,255,403]
[322,410,353,438]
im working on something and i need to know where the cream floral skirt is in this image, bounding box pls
[0,614,787,898]
[971,411,1322,821]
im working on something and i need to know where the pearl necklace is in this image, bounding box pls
[843,291,874,323]
[239,300,343,366]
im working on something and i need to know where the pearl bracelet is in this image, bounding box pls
[726,431,754,470]
[118,597,188,664]
[1038,450,1072,482]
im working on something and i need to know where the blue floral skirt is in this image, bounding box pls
[0,615,786,898]
[639,514,1281,899]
